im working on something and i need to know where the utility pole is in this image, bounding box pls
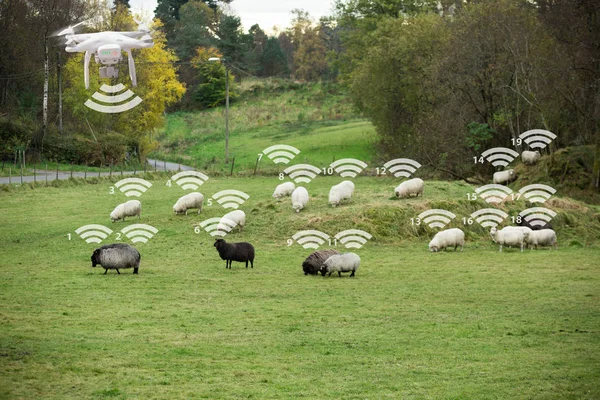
[225,66,230,164]
[57,51,63,135]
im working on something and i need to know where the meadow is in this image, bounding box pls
[1,171,599,399]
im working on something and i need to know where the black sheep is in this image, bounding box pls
[518,218,552,231]
[214,238,255,269]
[302,249,340,275]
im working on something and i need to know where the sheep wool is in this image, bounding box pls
[214,238,255,269]
[91,243,141,274]
[217,210,246,233]
[302,249,340,275]
[429,228,465,252]
[173,192,204,215]
[291,187,309,212]
[521,150,541,165]
[320,252,360,277]
[329,180,355,207]
[394,178,424,198]
[493,169,516,185]
[490,227,525,252]
[273,182,296,198]
[524,229,557,250]
[110,200,142,222]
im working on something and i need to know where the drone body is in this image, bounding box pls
[57,24,153,89]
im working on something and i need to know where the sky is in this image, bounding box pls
[129,0,336,33]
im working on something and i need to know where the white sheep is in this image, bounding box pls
[329,180,355,207]
[272,182,296,199]
[394,178,424,198]
[110,200,142,222]
[490,226,524,252]
[493,169,516,185]
[429,228,465,252]
[523,229,557,250]
[492,226,532,242]
[291,187,309,213]
[319,253,360,277]
[173,192,204,215]
[521,150,541,165]
[217,210,246,233]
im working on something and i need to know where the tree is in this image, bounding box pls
[191,47,236,108]
[294,27,328,81]
[260,37,289,77]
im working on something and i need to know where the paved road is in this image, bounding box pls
[0,159,194,185]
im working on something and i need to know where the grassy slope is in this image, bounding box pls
[1,175,599,399]
[152,80,373,173]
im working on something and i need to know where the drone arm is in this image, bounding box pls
[127,49,137,87]
[84,51,91,89]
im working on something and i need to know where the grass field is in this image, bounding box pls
[1,174,599,399]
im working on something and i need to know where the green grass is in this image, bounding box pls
[1,175,599,399]
[152,80,371,172]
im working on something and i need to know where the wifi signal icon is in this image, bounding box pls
[171,171,209,190]
[417,209,457,229]
[120,224,158,243]
[334,229,373,249]
[329,158,368,178]
[199,217,237,237]
[283,164,321,184]
[519,129,557,150]
[261,144,301,164]
[481,147,520,167]
[114,178,152,197]
[211,190,250,209]
[84,83,143,114]
[470,209,509,228]
[519,207,557,227]
[291,230,331,249]
[475,184,514,203]
[75,224,113,244]
[518,184,557,203]
[382,158,422,178]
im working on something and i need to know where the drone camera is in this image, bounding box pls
[99,66,119,79]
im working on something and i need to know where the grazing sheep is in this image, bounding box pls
[217,210,246,233]
[320,252,360,277]
[291,187,309,213]
[429,228,465,252]
[213,238,255,269]
[492,226,532,242]
[173,192,204,215]
[329,180,355,207]
[273,182,296,199]
[110,200,142,222]
[521,150,541,165]
[523,229,558,250]
[302,249,340,275]
[394,178,424,198]
[490,227,525,252]
[91,243,140,275]
[493,169,516,185]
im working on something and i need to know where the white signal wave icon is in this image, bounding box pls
[481,147,520,167]
[120,224,158,243]
[171,171,209,190]
[470,209,509,228]
[519,207,557,227]
[291,230,330,249]
[519,129,557,150]
[262,144,301,164]
[199,217,237,237]
[475,184,513,203]
[84,83,143,114]
[114,178,152,197]
[417,209,456,229]
[383,158,422,178]
[283,164,321,184]
[330,158,368,178]
[212,190,250,209]
[75,224,113,244]
[518,184,556,203]
[335,229,372,249]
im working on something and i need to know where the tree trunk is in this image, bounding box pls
[593,140,600,191]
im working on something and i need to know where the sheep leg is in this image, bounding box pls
[104,268,108,275]
[185,210,188,216]
[116,269,120,274]
[245,260,248,268]
[338,271,342,277]
[350,270,355,277]
[250,259,253,268]
[499,245,503,252]
[133,268,138,274]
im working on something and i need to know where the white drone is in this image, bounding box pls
[55,21,154,89]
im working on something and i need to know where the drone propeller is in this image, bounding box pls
[51,19,90,37]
